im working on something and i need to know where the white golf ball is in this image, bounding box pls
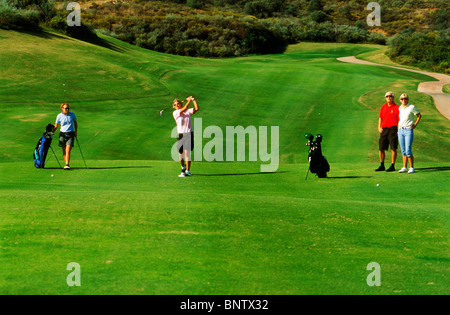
[376,184,379,187]
[51,174,54,177]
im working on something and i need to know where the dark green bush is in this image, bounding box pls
[186,0,203,9]
[307,0,324,13]
[387,28,450,73]
[310,10,329,23]
[47,10,98,41]
[244,0,288,18]
[0,0,40,29]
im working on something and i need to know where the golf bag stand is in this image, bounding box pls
[305,133,330,179]
[34,124,58,168]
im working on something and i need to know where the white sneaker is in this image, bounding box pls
[185,171,192,177]
[408,168,415,173]
[64,165,70,170]
[398,167,408,173]
[178,172,186,177]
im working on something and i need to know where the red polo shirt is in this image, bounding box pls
[379,103,399,128]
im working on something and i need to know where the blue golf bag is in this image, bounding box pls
[33,124,55,168]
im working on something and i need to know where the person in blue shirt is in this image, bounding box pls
[52,103,77,170]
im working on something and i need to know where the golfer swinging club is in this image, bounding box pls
[173,96,199,177]
[52,103,77,170]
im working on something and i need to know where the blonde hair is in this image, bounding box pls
[400,93,409,101]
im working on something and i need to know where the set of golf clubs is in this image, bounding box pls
[47,137,88,170]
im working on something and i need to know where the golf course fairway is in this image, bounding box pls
[0,29,448,295]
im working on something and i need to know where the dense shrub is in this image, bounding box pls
[388,28,450,73]
[368,32,387,45]
[429,8,449,31]
[84,6,290,57]
[186,0,203,9]
[3,0,446,74]
[8,0,56,21]
[1,0,99,42]
[46,9,99,41]
[308,0,324,13]
[336,24,369,43]
[82,0,392,58]
[244,0,285,18]
[310,10,329,23]
[0,0,40,29]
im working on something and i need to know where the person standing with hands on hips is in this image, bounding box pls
[376,92,399,172]
[397,93,421,173]
[53,103,77,170]
[173,96,199,177]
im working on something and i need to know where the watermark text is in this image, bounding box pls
[171,118,279,172]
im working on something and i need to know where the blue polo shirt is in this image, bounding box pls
[56,112,77,132]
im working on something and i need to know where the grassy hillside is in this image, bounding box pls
[2,1,448,72]
[1,29,448,164]
[0,29,448,295]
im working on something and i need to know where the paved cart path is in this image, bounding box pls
[337,56,450,120]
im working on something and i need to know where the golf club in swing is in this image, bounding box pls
[159,106,172,116]
[160,99,188,116]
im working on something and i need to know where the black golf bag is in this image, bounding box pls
[305,133,330,178]
[33,124,55,168]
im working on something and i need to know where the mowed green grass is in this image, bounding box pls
[1,161,448,294]
[1,30,448,163]
[0,29,449,294]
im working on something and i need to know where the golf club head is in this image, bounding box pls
[160,110,164,116]
[305,133,314,146]
[46,123,53,132]
[316,134,323,143]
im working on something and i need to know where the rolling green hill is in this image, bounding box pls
[1,29,448,164]
[2,0,448,72]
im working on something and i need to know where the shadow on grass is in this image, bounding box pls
[20,28,126,53]
[194,171,289,177]
[20,28,69,40]
[76,34,126,53]
[45,166,152,170]
[415,166,450,172]
[326,176,373,179]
